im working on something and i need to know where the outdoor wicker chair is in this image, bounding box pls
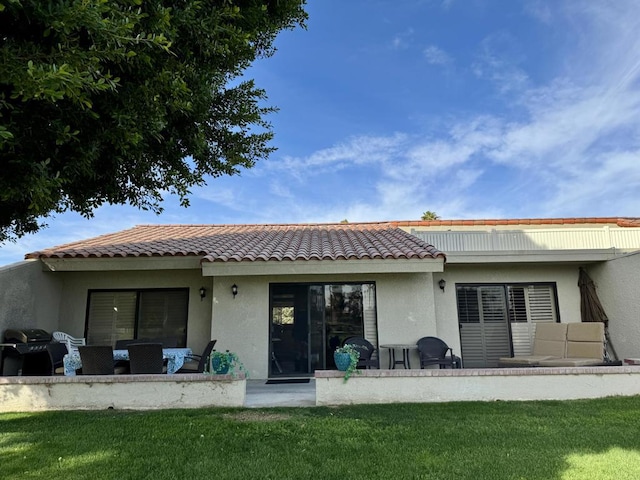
[343,336,379,369]
[78,345,116,375]
[127,343,165,374]
[416,336,462,369]
[177,339,217,373]
[46,341,68,375]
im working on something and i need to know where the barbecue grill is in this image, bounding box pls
[1,328,53,375]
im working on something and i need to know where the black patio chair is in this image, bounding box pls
[46,341,68,375]
[127,343,165,374]
[416,336,462,369]
[343,336,379,369]
[78,345,116,375]
[177,339,217,373]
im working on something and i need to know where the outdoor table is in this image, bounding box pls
[63,347,193,376]
[380,344,416,369]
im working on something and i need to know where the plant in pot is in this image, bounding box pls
[206,350,247,377]
[334,343,360,382]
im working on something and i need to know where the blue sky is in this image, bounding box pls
[2,0,640,265]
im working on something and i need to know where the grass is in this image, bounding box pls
[2,397,640,479]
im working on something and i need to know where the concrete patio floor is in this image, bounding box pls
[244,379,316,408]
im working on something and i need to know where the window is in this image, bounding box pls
[456,283,559,366]
[85,289,188,347]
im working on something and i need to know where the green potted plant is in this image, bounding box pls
[334,343,360,382]
[206,350,247,377]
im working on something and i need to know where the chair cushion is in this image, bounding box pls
[538,357,605,367]
[566,341,603,359]
[532,324,567,357]
[532,339,566,357]
[498,355,558,366]
[567,322,604,342]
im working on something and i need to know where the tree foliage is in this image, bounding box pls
[421,211,440,221]
[0,0,307,241]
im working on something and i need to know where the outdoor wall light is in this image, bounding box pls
[199,287,206,300]
[438,279,446,292]
[231,284,238,298]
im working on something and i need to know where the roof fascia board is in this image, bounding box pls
[201,258,445,277]
[40,257,202,272]
[444,249,619,264]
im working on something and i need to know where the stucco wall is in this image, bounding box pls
[57,269,212,355]
[0,260,62,335]
[316,366,640,405]
[209,273,436,379]
[0,374,246,411]
[589,252,640,360]
[433,263,583,356]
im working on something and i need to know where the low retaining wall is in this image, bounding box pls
[315,366,640,405]
[0,373,246,412]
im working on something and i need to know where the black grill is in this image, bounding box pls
[1,329,53,375]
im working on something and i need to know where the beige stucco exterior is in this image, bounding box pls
[589,251,640,361]
[0,374,246,411]
[1,223,639,380]
[316,366,640,405]
[209,272,438,378]
[0,260,62,333]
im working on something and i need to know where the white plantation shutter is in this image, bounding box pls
[458,286,511,368]
[362,284,378,360]
[458,283,558,366]
[511,285,557,356]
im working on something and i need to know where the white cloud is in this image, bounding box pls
[423,45,453,66]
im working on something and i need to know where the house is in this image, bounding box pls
[1,217,639,379]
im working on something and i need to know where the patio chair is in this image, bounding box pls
[78,345,116,375]
[177,339,217,373]
[343,336,379,369]
[52,331,86,352]
[46,341,68,375]
[416,336,462,369]
[127,343,165,374]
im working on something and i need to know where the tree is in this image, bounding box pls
[421,211,440,221]
[0,0,307,241]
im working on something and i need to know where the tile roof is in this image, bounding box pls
[26,223,445,262]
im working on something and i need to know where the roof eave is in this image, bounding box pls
[201,257,445,277]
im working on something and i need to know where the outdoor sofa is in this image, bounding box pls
[498,322,607,367]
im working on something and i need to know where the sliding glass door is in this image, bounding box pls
[269,283,377,377]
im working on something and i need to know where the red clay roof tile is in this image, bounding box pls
[26,223,445,262]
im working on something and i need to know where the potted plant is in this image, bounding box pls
[334,343,360,382]
[207,350,247,377]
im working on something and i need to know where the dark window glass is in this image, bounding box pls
[86,289,188,347]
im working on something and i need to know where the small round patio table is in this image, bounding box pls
[380,344,416,369]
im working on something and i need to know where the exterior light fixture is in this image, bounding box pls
[231,284,238,298]
[438,279,446,292]
[199,287,206,300]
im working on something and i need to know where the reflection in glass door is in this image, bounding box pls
[269,283,377,377]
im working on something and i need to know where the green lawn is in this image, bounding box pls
[2,397,640,479]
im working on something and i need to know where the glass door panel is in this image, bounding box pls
[270,283,374,376]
